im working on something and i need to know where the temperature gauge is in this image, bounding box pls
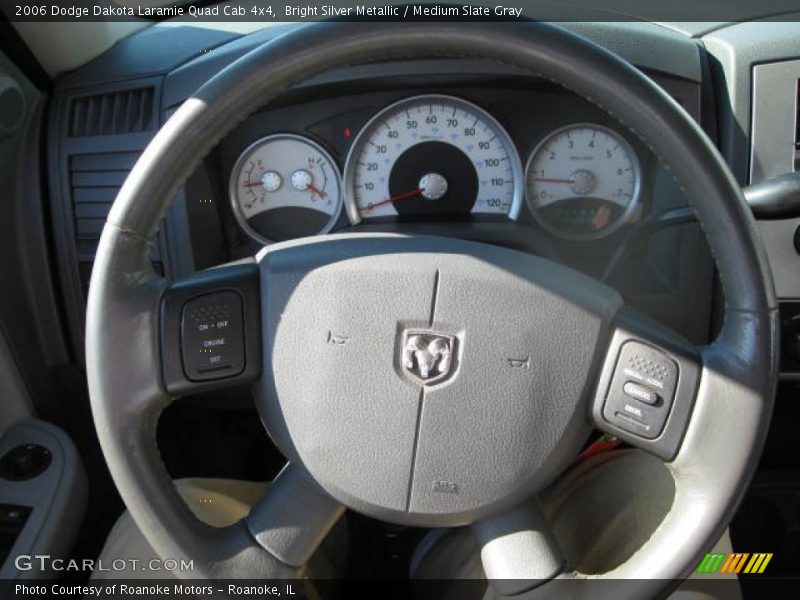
[230,134,342,243]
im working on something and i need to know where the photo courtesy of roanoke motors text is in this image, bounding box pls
[0,0,799,598]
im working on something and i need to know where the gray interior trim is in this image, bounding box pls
[162,22,702,110]
[702,21,800,184]
[757,218,800,298]
[750,58,800,183]
[703,23,800,301]
[0,420,87,579]
[0,330,32,437]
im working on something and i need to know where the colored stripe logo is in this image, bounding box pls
[696,552,773,574]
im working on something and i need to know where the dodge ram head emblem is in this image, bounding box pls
[401,331,456,385]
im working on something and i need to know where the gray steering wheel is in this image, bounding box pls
[85,21,778,598]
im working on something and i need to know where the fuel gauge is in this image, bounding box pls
[230,134,342,243]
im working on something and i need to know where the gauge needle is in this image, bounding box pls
[242,182,262,188]
[360,188,424,212]
[306,183,327,198]
[531,177,575,184]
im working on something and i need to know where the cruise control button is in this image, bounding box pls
[602,341,678,440]
[623,381,660,406]
[181,291,245,381]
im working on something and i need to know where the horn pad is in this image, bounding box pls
[255,235,620,527]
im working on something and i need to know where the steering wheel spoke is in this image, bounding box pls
[246,464,344,568]
[160,260,262,396]
[589,306,702,461]
[473,501,564,596]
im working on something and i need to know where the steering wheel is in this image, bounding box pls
[86,21,778,598]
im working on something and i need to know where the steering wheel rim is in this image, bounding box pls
[86,21,778,595]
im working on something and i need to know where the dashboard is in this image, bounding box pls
[195,77,667,281]
[224,90,647,246]
[43,21,748,369]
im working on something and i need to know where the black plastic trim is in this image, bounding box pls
[160,262,261,395]
[591,308,701,460]
[47,76,164,362]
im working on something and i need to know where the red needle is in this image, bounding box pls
[306,183,326,198]
[243,182,262,188]
[532,177,575,184]
[360,188,424,212]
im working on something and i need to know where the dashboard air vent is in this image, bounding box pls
[68,87,155,137]
[69,152,161,294]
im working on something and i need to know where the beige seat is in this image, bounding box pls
[94,453,740,599]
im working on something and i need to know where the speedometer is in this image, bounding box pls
[344,95,522,223]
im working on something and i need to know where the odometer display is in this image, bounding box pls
[344,95,522,223]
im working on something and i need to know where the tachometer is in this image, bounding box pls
[230,134,342,244]
[344,95,522,223]
[525,124,641,239]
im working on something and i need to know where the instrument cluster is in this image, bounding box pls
[226,91,648,245]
